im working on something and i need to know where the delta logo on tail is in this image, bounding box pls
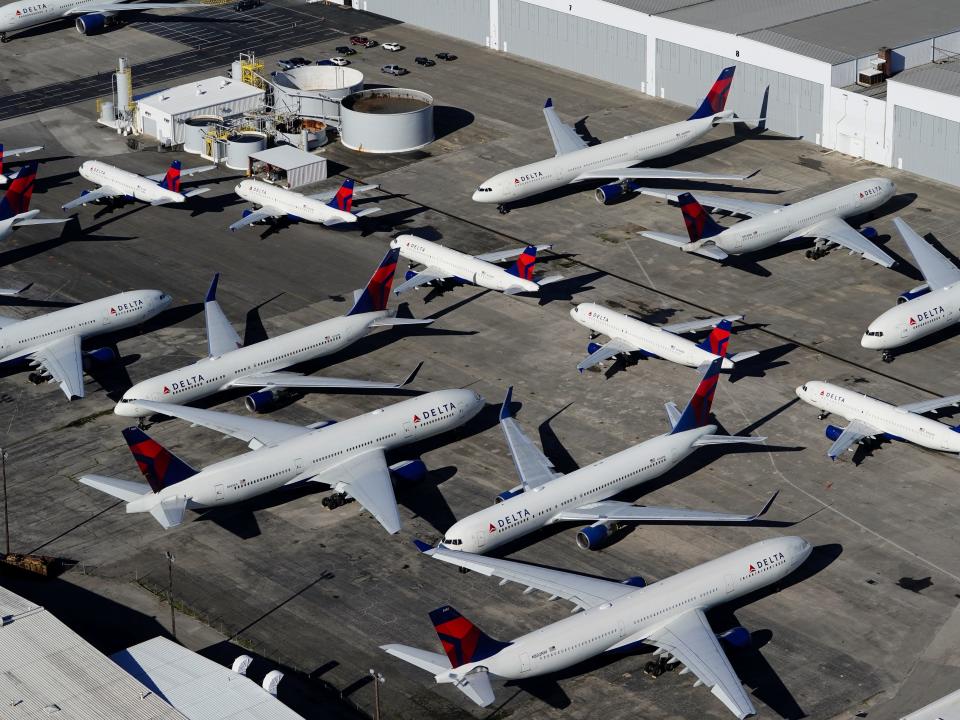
[159,160,182,193]
[508,246,537,281]
[347,247,399,316]
[327,178,355,212]
[429,605,511,669]
[688,66,735,120]
[121,427,197,493]
[700,320,732,357]
[0,161,38,219]
[678,192,724,243]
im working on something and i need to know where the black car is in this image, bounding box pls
[415,56,436,67]
[235,0,260,11]
[335,46,356,55]
[363,39,378,48]
[435,52,457,61]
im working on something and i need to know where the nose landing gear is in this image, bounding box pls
[497,204,510,215]
[881,351,895,363]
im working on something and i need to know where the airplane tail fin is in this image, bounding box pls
[671,356,722,433]
[506,245,538,280]
[688,66,735,120]
[678,192,724,243]
[158,160,182,192]
[696,319,732,358]
[347,246,400,315]
[429,605,512,669]
[121,427,198,493]
[0,161,38,220]
[327,178,355,213]
[0,144,5,176]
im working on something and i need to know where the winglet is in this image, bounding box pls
[750,490,779,520]
[544,98,553,108]
[413,538,433,553]
[205,272,221,303]
[400,361,424,387]
[500,386,514,421]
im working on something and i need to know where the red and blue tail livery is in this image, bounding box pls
[697,319,732,357]
[0,144,5,175]
[327,178,356,212]
[158,160,182,192]
[348,247,400,315]
[507,246,538,280]
[429,605,511,668]
[688,66,735,120]
[0,161,38,220]
[671,356,722,433]
[678,192,724,243]
[122,427,198,493]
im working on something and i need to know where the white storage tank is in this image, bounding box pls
[183,115,222,154]
[226,131,267,171]
[271,66,363,122]
[340,88,434,153]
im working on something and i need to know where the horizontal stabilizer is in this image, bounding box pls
[453,669,496,707]
[369,317,433,327]
[150,197,178,207]
[79,474,150,502]
[0,282,32,297]
[692,434,767,446]
[729,350,759,364]
[535,273,564,287]
[148,495,190,530]
[353,208,381,218]
[381,644,451,675]
[642,232,729,261]
[183,187,210,198]
[12,218,68,227]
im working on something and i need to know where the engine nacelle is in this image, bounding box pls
[82,346,116,370]
[495,486,523,503]
[898,283,930,304]
[824,424,845,441]
[75,13,110,35]
[859,226,878,239]
[586,341,602,355]
[404,269,418,281]
[576,521,622,550]
[717,626,751,649]
[389,459,427,483]
[245,389,282,413]
[620,575,646,588]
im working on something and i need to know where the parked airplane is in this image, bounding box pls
[391,235,563,296]
[0,0,203,41]
[570,302,757,373]
[471,66,756,214]
[383,535,813,717]
[61,159,213,211]
[115,248,428,418]
[639,181,896,266]
[82,388,485,533]
[0,144,43,183]
[229,178,380,231]
[796,380,960,459]
[0,289,171,399]
[439,358,773,554]
[862,217,960,362]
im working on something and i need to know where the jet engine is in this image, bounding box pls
[717,626,751,648]
[620,576,646,588]
[82,347,117,371]
[245,389,283,413]
[75,13,114,35]
[404,269,418,282]
[586,341,602,355]
[389,459,427,483]
[594,180,638,205]
[824,425,845,441]
[898,283,930,304]
[576,520,623,550]
[859,226,878,239]
[495,485,523,503]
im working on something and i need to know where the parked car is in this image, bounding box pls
[328,56,350,66]
[349,35,368,45]
[415,56,436,67]
[382,42,402,52]
[335,46,356,55]
[277,57,310,70]
[363,39,378,48]
[381,64,409,76]
[435,52,457,61]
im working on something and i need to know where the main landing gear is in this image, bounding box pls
[497,204,510,215]
[322,492,350,509]
[644,656,680,677]
[881,350,895,363]
[805,240,831,261]
[818,411,829,420]
[0,33,8,43]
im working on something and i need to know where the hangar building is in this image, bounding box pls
[357,0,960,187]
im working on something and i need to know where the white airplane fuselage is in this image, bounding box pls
[0,289,171,362]
[707,178,894,255]
[862,284,960,351]
[445,536,811,681]
[796,380,960,453]
[391,235,538,293]
[116,310,390,417]
[0,0,93,35]
[235,179,355,225]
[125,389,484,512]
[441,426,713,554]
[79,160,185,205]
[570,303,733,370]
[472,116,719,205]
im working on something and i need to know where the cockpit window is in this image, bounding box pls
[443,537,462,545]
[802,385,807,391]
[476,187,493,192]
[865,330,884,337]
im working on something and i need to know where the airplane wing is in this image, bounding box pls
[499,387,563,492]
[63,1,202,13]
[308,183,379,201]
[2,145,43,159]
[29,333,84,399]
[203,273,242,357]
[543,99,588,156]
[132,400,311,450]
[392,268,450,295]
[144,164,215,182]
[0,283,32,297]
[419,542,635,611]
[661,314,743,335]
[826,418,879,460]
[229,207,283,232]
[574,168,755,184]
[313,450,401,534]
[893,217,960,290]
[789,216,895,268]
[61,186,120,211]
[0,315,21,329]
[553,493,776,524]
[625,609,755,719]
[898,392,960,415]
[12,218,69,227]
[228,363,420,391]
[577,337,638,373]
[638,189,780,218]
[640,231,730,261]
[474,244,552,264]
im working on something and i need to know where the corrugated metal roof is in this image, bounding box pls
[114,637,306,720]
[138,76,264,116]
[660,0,869,35]
[0,587,186,720]
[888,62,960,98]
[743,28,856,64]
[599,0,704,15]
[249,145,326,170]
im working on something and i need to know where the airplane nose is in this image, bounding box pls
[569,306,578,319]
[471,190,482,202]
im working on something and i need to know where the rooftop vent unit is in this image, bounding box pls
[857,68,884,87]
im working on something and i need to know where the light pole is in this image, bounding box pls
[165,551,176,639]
[1,448,9,557]
[368,669,385,720]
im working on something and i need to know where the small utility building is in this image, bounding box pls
[248,145,328,189]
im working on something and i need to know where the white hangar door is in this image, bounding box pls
[893,105,960,187]
[499,0,647,92]
[655,40,824,143]
[362,0,489,46]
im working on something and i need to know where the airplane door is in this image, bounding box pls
[520,653,530,673]
[900,323,909,339]
[724,574,736,594]
[215,483,225,501]
[402,421,413,436]
[475,528,487,549]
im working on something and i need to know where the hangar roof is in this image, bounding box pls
[888,62,960,99]
[138,76,265,117]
